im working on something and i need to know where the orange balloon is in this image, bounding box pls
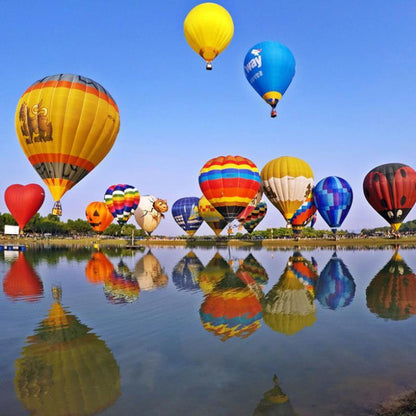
[85,202,114,234]
[85,252,115,284]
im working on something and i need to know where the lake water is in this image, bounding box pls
[1,245,415,416]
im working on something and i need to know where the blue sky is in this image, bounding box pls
[0,0,415,236]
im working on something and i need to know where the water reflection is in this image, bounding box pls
[197,252,230,294]
[172,251,204,292]
[133,250,168,291]
[253,374,297,416]
[104,259,140,304]
[366,249,416,321]
[236,253,269,286]
[262,256,316,335]
[199,253,263,341]
[290,251,319,296]
[14,286,120,415]
[85,252,114,284]
[315,252,356,310]
[2,252,43,302]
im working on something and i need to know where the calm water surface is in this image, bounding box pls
[1,245,415,416]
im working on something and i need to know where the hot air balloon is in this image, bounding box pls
[366,250,416,321]
[363,163,416,233]
[242,201,267,233]
[198,196,228,236]
[14,286,120,415]
[184,2,234,70]
[290,191,317,235]
[4,184,45,232]
[199,267,263,341]
[262,257,316,335]
[197,252,230,294]
[237,184,263,225]
[85,202,114,234]
[172,251,204,292]
[134,195,168,236]
[199,155,261,223]
[104,184,140,226]
[3,253,43,302]
[171,197,203,236]
[315,252,355,310]
[261,156,313,225]
[237,253,268,286]
[15,74,120,216]
[313,176,353,235]
[244,41,296,117]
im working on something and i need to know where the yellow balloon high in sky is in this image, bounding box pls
[184,2,234,70]
[15,74,120,215]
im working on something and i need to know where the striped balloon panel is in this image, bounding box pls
[313,176,352,231]
[199,155,261,222]
[104,184,140,226]
[243,201,267,233]
[261,156,313,221]
[172,197,203,236]
[291,192,317,231]
[290,252,319,296]
[15,74,119,202]
[198,196,228,236]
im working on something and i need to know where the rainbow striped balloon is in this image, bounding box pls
[199,155,261,223]
[104,184,140,226]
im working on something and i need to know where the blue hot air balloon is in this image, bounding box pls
[172,197,203,236]
[315,252,356,310]
[313,176,353,234]
[244,41,296,118]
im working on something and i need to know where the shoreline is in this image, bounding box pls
[2,235,416,250]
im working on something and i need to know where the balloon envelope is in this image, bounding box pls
[15,74,120,208]
[243,201,267,233]
[244,41,295,117]
[172,251,204,292]
[85,202,114,234]
[171,197,203,236]
[290,192,317,234]
[104,184,140,226]
[363,163,416,232]
[313,176,353,233]
[261,156,314,223]
[199,155,261,223]
[198,196,228,236]
[184,2,234,69]
[134,195,168,235]
[4,184,45,230]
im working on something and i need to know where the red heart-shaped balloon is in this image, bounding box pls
[4,184,45,230]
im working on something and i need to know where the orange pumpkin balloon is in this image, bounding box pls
[85,252,115,284]
[85,201,114,234]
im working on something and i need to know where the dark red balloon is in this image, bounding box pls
[4,184,45,230]
[363,163,416,230]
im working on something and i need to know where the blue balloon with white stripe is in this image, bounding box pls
[172,197,203,236]
[313,176,353,234]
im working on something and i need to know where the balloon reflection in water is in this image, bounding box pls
[104,259,140,304]
[290,251,319,296]
[196,252,230,294]
[14,286,120,415]
[3,252,43,302]
[172,251,204,292]
[236,253,269,286]
[262,258,316,335]
[199,254,263,341]
[134,251,168,291]
[253,374,296,416]
[315,252,355,310]
[85,252,114,284]
[366,250,416,321]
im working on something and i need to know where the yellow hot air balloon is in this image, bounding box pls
[261,156,314,224]
[184,2,234,70]
[15,74,120,215]
[198,196,228,236]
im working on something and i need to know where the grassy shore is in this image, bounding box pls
[2,235,416,249]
